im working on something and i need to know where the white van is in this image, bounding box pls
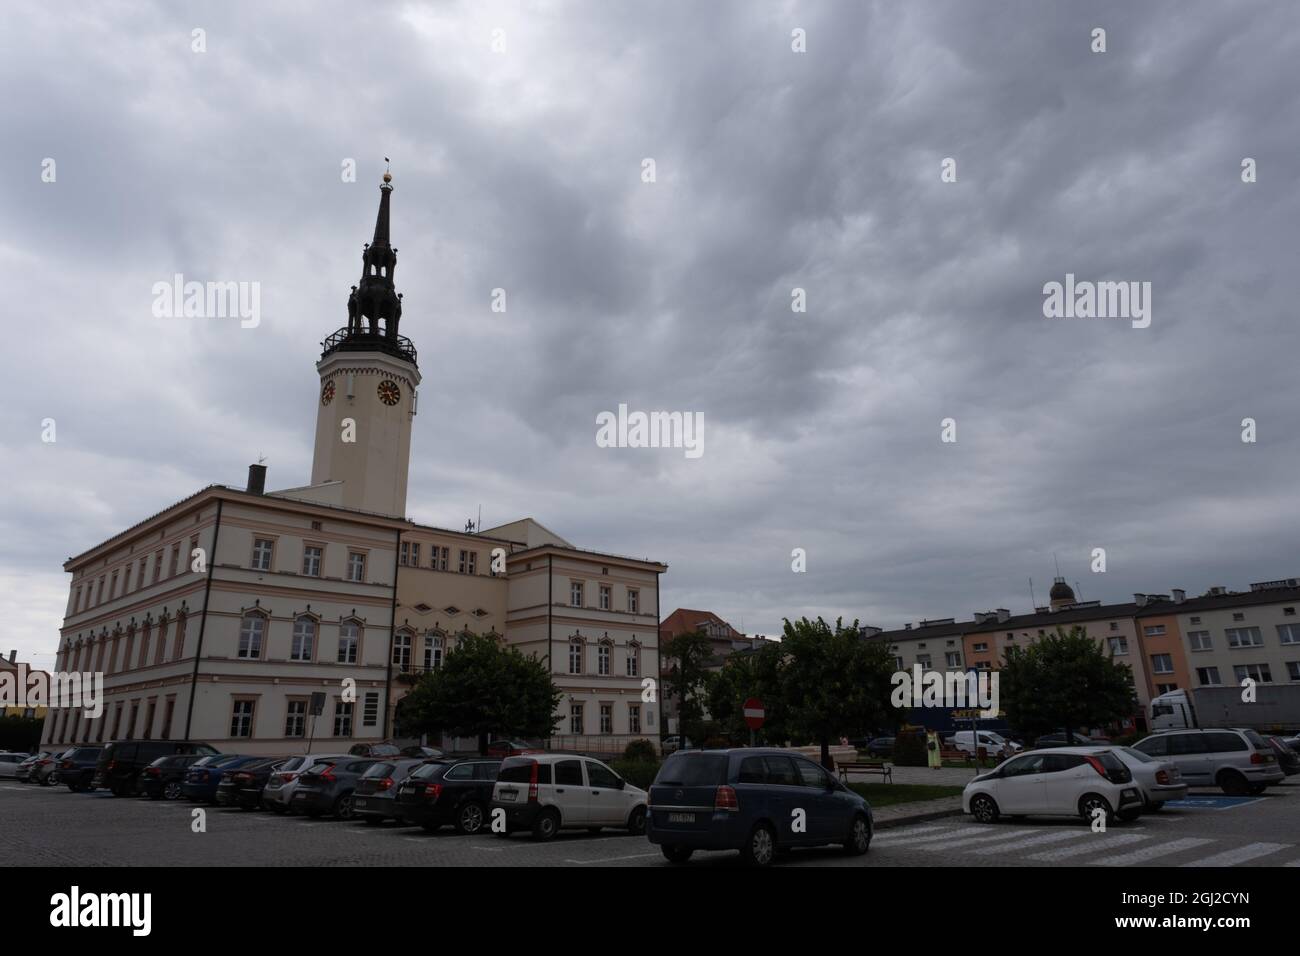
[952,731,1020,757]
[490,753,648,840]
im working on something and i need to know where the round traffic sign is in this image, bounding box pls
[743,697,765,730]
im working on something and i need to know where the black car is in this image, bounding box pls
[139,753,207,800]
[94,740,219,796]
[352,757,430,824]
[395,757,502,833]
[863,737,895,757]
[215,757,287,809]
[1032,732,1099,748]
[1266,737,1300,775]
[58,746,104,792]
[291,757,378,819]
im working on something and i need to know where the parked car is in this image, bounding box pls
[139,754,207,800]
[863,737,895,757]
[348,742,402,757]
[485,740,541,758]
[58,746,104,792]
[394,757,502,833]
[1112,745,1188,809]
[1132,728,1285,795]
[213,757,288,809]
[32,749,70,786]
[94,740,219,796]
[0,752,28,778]
[183,755,260,802]
[399,746,444,759]
[660,735,693,755]
[261,754,349,813]
[15,751,53,782]
[351,757,429,824]
[646,748,873,866]
[1281,735,1300,754]
[952,731,1021,758]
[491,753,647,841]
[965,747,1143,825]
[290,757,378,819]
[1033,732,1101,748]
[1265,736,1300,776]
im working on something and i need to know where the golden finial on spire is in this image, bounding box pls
[383,157,392,183]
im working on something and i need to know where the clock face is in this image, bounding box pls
[321,381,335,405]
[378,380,401,406]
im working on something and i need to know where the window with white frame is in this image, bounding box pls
[626,644,639,677]
[230,699,255,738]
[347,552,365,582]
[1143,625,1166,637]
[1196,667,1222,685]
[628,703,641,734]
[570,582,583,607]
[302,546,322,577]
[973,642,988,652]
[285,700,306,738]
[945,651,962,668]
[569,638,583,675]
[458,550,472,574]
[238,613,266,659]
[393,630,413,671]
[1226,627,1264,648]
[570,702,584,734]
[291,616,316,661]
[1151,654,1174,674]
[600,703,612,734]
[1278,624,1300,645]
[627,589,639,613]
[1108,636,1129,655]
[424,633,443,670]
[1233,663,1272,683]
[599,585,611,610]
[467,551,476,575]
[338,621,360,664]
[598,642,611,675]
[333,700,353,736]
[1188,630,1213,651]
[916,654,932,668]
[434,547,449,571]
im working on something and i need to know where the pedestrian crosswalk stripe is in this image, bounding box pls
[1285,859,1300,867]
[969,830,1091,855]
[1025,833,1148,861]
[1086,837,1214,866]
[875,826,988,845]
[1180,842,1290,867]
[911,829,1040,851]
[872,825,950,841]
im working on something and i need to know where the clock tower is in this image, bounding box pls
[311,170,420,518]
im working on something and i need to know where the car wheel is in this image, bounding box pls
[1217,770,1250,796]
[163,782,183,801]
[532,808,560,841]
[662,844,694,864]
[1079,793,1115,826]
[455,801,486,835]
[1247,783,1267,795]
[334,792,356,820]
[740,823,777,867]
[970,793,1000,824]
[626,805,647,836]
[843,814,871,855]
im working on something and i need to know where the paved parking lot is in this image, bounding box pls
[2,780,1297,867]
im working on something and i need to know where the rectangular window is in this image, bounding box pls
[1143,625,1166,637]
[161,698,174,740]
[1196,667,1222,685]
[362,692,379,728]
[238,616,265,659]
[123,565,132,593]
[1156,683,1178,695]
[626,646,639,677]
[571,582,583,607]
[252,538,274,571]
[1109,622,1118,631]
[230,699,255,738]
[284,700,306,738]
[138,557,147,588]
[627,589,639,614]
[628,704,641,735]
[302,546,322,577]
[1285,607,1296,617]
[1190,616,1201,625]
[400,541,412,566]
[142,698,156,740]
[570,703,584,735]
[337,622,359,664]
[291,618,315,661]
[973,642,988,652]
[569,641,583,675]
[1277,624,1300,645]
[126,701,140,740]
[153,552,163,582]
[1226,627,1264,648]
[1288,662,1300,681]
[1232,612,1245,622]
[598,643,611,676]
[347,552,365,582]
[600,704,613,735]
[393,632,412,671]
[410,542,421,567]
[424,635,443,670]
[1108,637,1129,655]
[1188,630,1213,651]
[436,547,449,571]
[916,654,932,668]
[599,585,611,610]
[458,550,470,574]
[1151,654,1174,674]
[169,545,180,577]
[110,571,119,599]
[1234,663,1272,683]
[945,651,962,668]
[333,701,354,737]
[96,577,105,605]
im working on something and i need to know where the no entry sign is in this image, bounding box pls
[743,697,765,730]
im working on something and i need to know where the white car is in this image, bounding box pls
[490,753,648,840]
[1112,746,1187,809]
[262,753,350,812]
[951,730,1021,758]
[963,747,1143,825]
[0,753,28,778]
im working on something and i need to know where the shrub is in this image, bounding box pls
[610,758,660,790]
[622,738,657,763]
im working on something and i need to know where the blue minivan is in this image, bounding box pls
[646,748,873,866]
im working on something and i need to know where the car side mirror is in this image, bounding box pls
[616,778,626,790]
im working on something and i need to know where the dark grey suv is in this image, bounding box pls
[290,757,379,819]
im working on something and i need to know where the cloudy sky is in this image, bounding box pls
[3,1,1298,670]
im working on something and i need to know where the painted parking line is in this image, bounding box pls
[1025,833,1148,861]
[1180,842,1290,867]
[1085,837,1215,866]
[969,830,1091,855]
[565,852,663,864]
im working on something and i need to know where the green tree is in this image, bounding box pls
[1000,625,1136,742]
[400,632,562,753]
[707,642,788,744]
[662,629,715,748]
[778,617,897,769]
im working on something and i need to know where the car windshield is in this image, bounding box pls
[656,753,728,787]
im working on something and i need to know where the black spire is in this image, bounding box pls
[342,164,405,349]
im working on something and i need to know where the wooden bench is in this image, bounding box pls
[837,761,893,783]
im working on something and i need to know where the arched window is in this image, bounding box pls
[291,615,316,661]
[239,612,267,659]
[393,629,413,671]
[424,631,444,671]
[568,637,584,675]
[338,620,361,664]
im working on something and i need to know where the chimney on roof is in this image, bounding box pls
[7,649,14,663]
[1172,589,1185,604]
[1133,593,1147,607]
[996,609,1010,623]
[246,463,267,495]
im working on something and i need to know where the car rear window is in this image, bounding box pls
[409,761,446,780]
[1093,752,1125,772]
[1241,730,1268,749]
[363,762,396,778]
[1121,746,1155,763]
[656,753,728,787]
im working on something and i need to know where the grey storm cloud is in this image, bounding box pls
[1,0,1298,669]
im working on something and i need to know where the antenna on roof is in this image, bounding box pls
[1075,580,1083,601]
[1053,552,1061,577]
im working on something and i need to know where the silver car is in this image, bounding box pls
[1133,728,1284,795]
[1112,745,1187,809]
[0,753,28,778]
[261,753,349,812]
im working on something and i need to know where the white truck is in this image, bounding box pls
[1150,686,1300,732]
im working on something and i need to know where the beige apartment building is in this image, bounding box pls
[42,174,665,755]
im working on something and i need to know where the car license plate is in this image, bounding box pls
[668,812,695,824]
[293,792,306,801]
[499,790,517,801]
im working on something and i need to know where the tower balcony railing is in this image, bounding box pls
[320,327,417,365]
